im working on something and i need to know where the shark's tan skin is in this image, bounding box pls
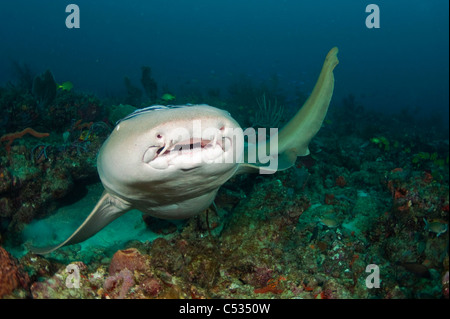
[32,47,339,254]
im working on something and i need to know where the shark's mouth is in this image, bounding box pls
[143,135,232,169]
[156,138,219,156]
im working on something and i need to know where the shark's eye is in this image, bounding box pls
[157,134,163,139]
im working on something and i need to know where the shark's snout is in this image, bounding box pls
[142,121,235,170]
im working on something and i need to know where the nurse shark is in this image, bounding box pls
[32,47,339,254]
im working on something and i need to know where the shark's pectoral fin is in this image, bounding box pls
[31,191,132,255]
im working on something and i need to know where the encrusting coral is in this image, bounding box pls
[0,246,30,298]
[108,248,148,274]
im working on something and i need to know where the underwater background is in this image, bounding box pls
[0,0,448,299]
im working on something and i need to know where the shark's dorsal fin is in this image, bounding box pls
[238,47,339,174]
[31,192,132,255]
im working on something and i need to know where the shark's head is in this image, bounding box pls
[98,104,244,212]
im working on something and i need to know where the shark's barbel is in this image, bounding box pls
[31,47,339,254]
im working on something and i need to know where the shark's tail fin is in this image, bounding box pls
[238,47,339,174]
[31,192,131,255]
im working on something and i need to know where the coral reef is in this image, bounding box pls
[443,271,449,299]
[0,121,109,233]
[108,248,148,275]
[41,92,105,132]
[0,69,448,299]
[0,246,30,298]
[103,268,135,299]
[141,66,158,102]
[250,94,284,129]
[32,70,57,108]
[0,128,49,154]
[30,261,98,298]
[106,104,137,125]
[124,76,143,107]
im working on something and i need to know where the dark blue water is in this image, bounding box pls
[0,0,448,121]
